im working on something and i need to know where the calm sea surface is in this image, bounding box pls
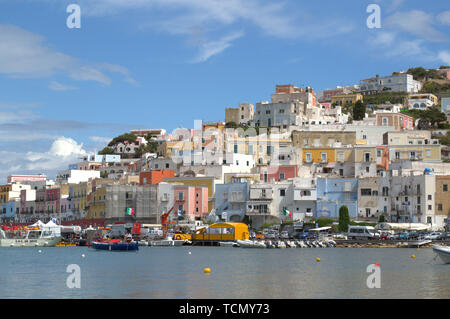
[0,246,448,299]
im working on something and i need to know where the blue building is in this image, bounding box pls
[1,201,18,222]
[316,178,358,219]
[214,182,249,222]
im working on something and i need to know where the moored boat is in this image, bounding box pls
[237,239,266,248]
[91,240,139,251]
[0,229,61,247]
[433,245,450,264]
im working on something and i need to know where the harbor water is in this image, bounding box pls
[0,247,448,299]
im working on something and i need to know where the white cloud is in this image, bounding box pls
[191,31,244,63]
[48,81,78,91]
[89,136,112,144]
[437,11,450,26]
[438,51,450,66]
[384,10,448,42]
[0,24,135,86]
[0,137,88,183]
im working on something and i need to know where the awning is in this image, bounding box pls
[309,226,332,232]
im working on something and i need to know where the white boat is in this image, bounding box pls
[433,245,450,264]
[219,241,239,247]
[150,237,186,247]
[407,240,432,248]
[0,229,61,247]
[237,239,266,248]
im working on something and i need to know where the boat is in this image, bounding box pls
[237,239,266,248]
[150,237,186,247]
[219,241,239,247]
[433,245,450,264]
[91,240,139,251]
[0,229,61,247]
[407,239,432,248]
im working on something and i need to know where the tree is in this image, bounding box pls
[353,100,366,121]
[378,215,386,223]
[338,206,350,232]
[107,133,137,147]
[98,147,114,155]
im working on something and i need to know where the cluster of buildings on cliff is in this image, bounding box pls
[2,71,450,230]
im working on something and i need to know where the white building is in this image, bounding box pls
[408,94,438,110]
[359,74,422,94]
[56,169,100,184]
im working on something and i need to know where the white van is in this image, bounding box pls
[347,226,379,240]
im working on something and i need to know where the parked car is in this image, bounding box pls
[436,232,449,240]
[424,232,442,240]
[280,231,289,239]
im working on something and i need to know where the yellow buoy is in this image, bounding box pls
[316,258,321,262]
[203,268,211,274]
[411,255,416,259]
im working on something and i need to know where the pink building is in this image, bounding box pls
[45,187,60,215]
[173,185,209,221]
[7,174,46,184]
[376,113,414,130]
[259,165,298,182]
[437,69,450,80]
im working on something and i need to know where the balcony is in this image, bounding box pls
[246,209,272,216]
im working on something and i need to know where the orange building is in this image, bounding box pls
[139,170,175,185]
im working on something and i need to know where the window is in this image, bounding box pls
[361,189,372,196]
[428,205,432,211]
[234,144,238,153]
[279,173,285,181]
[382,117,388,126]
[428,195,432,200]
[321,152,327,162]
[306,152,312,163]
[178,192,184,200]
[338,152,344,162]
[280,189,286,197]
[395,152,400,160]
[444,184,448,192]
[438,204,443,211]
[426,150,431,157]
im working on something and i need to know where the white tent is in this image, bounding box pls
[42,220,62,236]
[29,220,46,228]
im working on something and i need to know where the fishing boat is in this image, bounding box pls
[0,229,61,247]
[149,237,186,247]
[433,245,450,264]
[237,239,266,248]
[91,239,139,251]
[219,241,239,247]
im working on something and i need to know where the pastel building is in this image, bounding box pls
[376,112,414,130]
[173,185,209,222]
[214,182,249,222]
[139,170,175,185]
[316,178,358,219]
[259,164,298,182]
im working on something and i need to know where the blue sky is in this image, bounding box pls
[0,0,449,181]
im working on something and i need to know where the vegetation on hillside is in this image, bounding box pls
[107,133,137,147]
[402,107,447,129]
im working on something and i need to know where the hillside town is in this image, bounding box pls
[2,67,450,233]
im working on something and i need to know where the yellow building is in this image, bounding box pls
[163,176,216,212]
[0,185,12,204]
[87,187,106,219]
[331,93,363,106]
[389,145,441,162]
[435,176,450,217]
[303,148,335,164]
[354,146,377,163]
[71,182,92,213]
[224,173,260,184]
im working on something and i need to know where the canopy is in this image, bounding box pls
[29,220,46,228]
[44,220,59,228]
[309,226,332,232]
